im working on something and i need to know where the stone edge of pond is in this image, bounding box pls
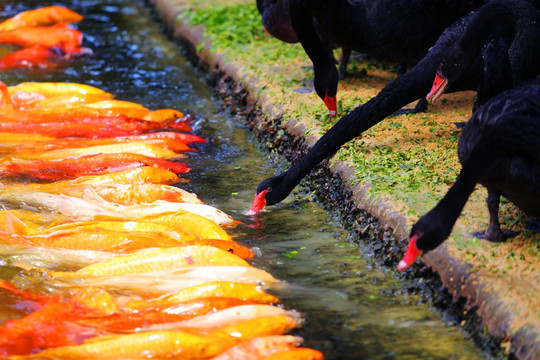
[147,0,540,359]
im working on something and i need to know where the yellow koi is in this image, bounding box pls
[50,245,250,279]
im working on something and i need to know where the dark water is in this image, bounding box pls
[0,1,488,359]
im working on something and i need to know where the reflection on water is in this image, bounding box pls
[0,0,487,359]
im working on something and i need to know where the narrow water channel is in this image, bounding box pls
[0,0,489,359]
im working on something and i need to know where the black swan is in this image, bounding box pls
[256,0,352,82]
[249,0,540,215]
[289,0,488,115]
[427,0,540,112]
[398,78,540,271]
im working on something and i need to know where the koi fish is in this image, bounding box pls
[54,266,279,296]
[0,22,83,54]
[0,133,196,154]
[0,6,83,32]
[69,166,182,185]
[0,242,114,270]
[49,245,250,280]
[21,93,116,110]
[0,132,54,144]
[180,239,255,259]
[137,211,232,240]
[121,281,278,311]
[149,304,295,331]
[89,183,202,205]
[12,330,225,359]
[81,189,234,226]
[0,191,116,220]
[261,347,325,360]
[74,297,250,332]
[211,335,302,360]
[13,142,184,161]
[81,100,185,122]
[0,46,57,70]
[7,81,113,99]
[0,153,190,180]
[0,229,189,253]
[0,113,192,137]
[0,279,50,305]
[211,314,298,342]
[0,295,104,356]
[11,315,298,359]
[4,182,200,206]
[35,219,199,242]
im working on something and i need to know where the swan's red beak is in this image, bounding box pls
[324,93,337,116]
[426,69,448,103]
[397,234,424,271]
[246,189,268,216]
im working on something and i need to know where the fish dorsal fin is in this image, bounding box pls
[3,206,30,235]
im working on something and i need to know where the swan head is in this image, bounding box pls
[247,174,290,215]
[426,64,449,103]
[314,66,339,117]
[398,210,452,271]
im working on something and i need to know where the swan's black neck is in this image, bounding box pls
[290,0,339,99]
[418,113,540,251]
[279,49,444,196]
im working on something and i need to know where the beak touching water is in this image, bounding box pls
[246,189,268,216]
[324,93,337,117]
[397,233,424,271]
[426,69,448,103]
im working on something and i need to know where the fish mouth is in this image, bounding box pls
[397,233,424,272]
[324,93,337,117]
[245,189,268,216]
[426,70,448,103]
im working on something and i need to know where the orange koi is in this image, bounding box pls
[122,281,278,311]
[213,314,298,342]
[17,330,225,359]
[0,229,187,253]
[69,166,182,185]
[117,131,206,144]
[0,113,193,137]
[49,245,250,280]
[261,347,325,360]
[14,315,297,359]
[211,335,302,360]
[181,239,255,258]
[0,6,83,32]
[0,134,195,154]
[0,153,190,180]
[0,279,50,305]
[12,142,183,161]
[69,286,121,316]
[0,22,83,54]
[0,295,104,356]
[0,46,57,70]
[23,93,115,110]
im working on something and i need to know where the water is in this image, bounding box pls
[0,0,488,359]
